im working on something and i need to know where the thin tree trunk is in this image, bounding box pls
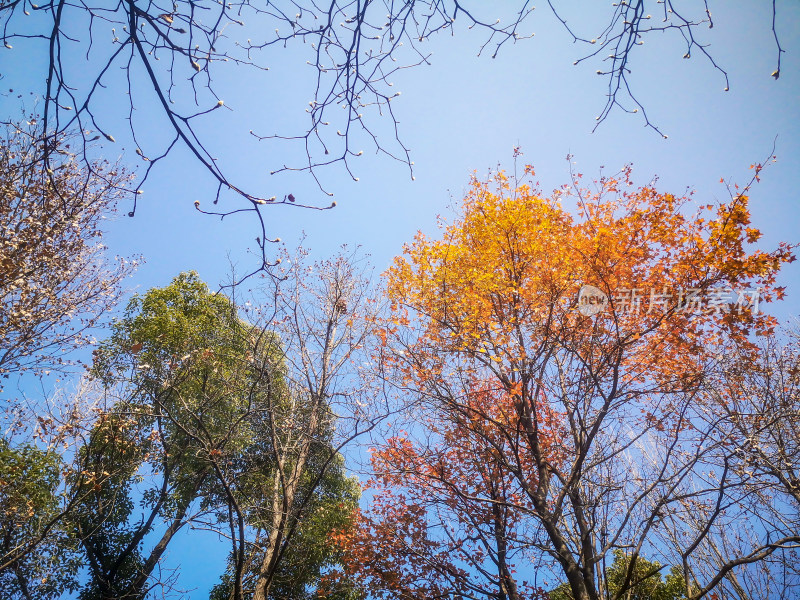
[252,405,320,600]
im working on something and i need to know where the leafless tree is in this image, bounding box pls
[657,327,800,600]
[209,246,385,600]
[0,2,789,267]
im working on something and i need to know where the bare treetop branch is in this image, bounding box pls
[0,1,788,269]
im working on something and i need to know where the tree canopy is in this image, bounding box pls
[0,123,136,380]
[0,262,372,599]
[78,269,365,600]
[336,166,798,600]
[1,146,798,599]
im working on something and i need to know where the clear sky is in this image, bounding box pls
[3,3,796,291]
[1,1,799,596]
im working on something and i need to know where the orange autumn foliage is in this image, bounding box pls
[335,380,559,600]
[387,167,791,390]
[339,166,795,600]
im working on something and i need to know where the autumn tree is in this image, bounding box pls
[347,166,796,600]
[338,380,561,600]
[0,122,136,380]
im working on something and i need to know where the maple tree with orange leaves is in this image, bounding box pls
[336,164,797,600]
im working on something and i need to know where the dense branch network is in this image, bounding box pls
[0,1,788,266]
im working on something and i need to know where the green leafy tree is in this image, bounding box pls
[0,440,82,600]
[73,271,282,600]
[72,262,373,600]
[549,551,687,600]
[209,450,361,600]
[266,451,359,600]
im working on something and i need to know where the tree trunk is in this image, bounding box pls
[252,402,320,600]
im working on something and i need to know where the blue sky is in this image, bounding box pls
[3,3,796,290]
[1,1,799,596]
[3,3,796,292]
